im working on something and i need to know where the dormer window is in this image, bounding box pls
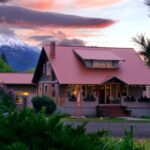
[74,49,123,69]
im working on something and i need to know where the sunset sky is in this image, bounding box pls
[0,0,150,49]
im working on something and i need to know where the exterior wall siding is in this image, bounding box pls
[58,106,97,117]
[128,108,150,117]
[61,98,99,116]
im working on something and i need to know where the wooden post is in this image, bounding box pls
[116,84,118,99]
[76,85,82,117]
[104,85,107,104]
[110,84,112,96]
[127,85,129,96]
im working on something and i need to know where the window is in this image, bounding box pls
[52,70,56,81]
[44,84,48,96]
[85,60,92,67]
[85,60,119,69]
[55,84,59,97]
[43,63,46,73]
[67,85,97,101]
[67,85,77,101]
[46,62,51,75]
[16,96,23,104]
[82,85,96,97]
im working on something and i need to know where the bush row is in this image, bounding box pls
[0,109,145,150]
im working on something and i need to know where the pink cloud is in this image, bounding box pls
[75,0,126,8]
[0,6,116,29]
[19,0,55,11]
[10,0,126,11]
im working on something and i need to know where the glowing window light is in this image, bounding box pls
[23,92,29,96]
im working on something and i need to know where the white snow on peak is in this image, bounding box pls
[0,35,26,47]
[0,35,40,52]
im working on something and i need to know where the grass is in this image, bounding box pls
[63,117,150,123]
[136,139,150,150]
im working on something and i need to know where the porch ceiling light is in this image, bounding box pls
[23,92,29,96]
[73,90,77,95]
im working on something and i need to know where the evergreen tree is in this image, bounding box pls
[1,53,7,64]
[0,56,14,72]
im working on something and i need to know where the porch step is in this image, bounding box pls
[96,106,130,117]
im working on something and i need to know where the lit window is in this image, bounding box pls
[16,96,23,104]
[44,84,48,96]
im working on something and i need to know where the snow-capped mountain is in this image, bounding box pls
[0,35,40,72]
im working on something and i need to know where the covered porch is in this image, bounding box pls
[65,77,136,106]
[49,77,149,117]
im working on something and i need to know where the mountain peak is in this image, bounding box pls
[0,35,40,71]
[0,35,26,47]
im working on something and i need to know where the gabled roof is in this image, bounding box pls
[40,45,150,85]
[74,49,123,61]
[0,73,34,85]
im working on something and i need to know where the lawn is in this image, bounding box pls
[63,117,150,123]
[136,139,150,150]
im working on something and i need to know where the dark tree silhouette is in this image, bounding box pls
[1,53,8,64]
[133,34,150,66]
[145,0,150,7]
[132,1,150,66]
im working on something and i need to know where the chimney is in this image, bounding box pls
[50,41,56,58]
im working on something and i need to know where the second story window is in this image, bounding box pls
[43,63,46,73]
[44,84,48,96]
[46,62,51,75]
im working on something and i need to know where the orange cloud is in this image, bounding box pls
[75,0,126,8]
[17,0,55,10]
[11,0,126,11]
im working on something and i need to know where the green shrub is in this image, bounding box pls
[6,142,28,150]
[0,109,145,150]
[31,96,56,114]
[0,84,16,113]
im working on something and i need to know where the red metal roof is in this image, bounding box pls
[44,45,150,85]
[0,73,34,85]
[74,49,123,60]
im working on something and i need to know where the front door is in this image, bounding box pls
[99,86,105,104]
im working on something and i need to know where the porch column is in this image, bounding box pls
[127,85,129,95]
[116,84,119,99]
[76,85,82,117]
[104,85,107,104]
[110,84,112,96]
[55,84,60,105]
[55,84,59,97]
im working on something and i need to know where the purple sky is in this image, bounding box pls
[0,0,150,50]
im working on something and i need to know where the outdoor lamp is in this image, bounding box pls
[23,92,29,96]
[73,90,77,95]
